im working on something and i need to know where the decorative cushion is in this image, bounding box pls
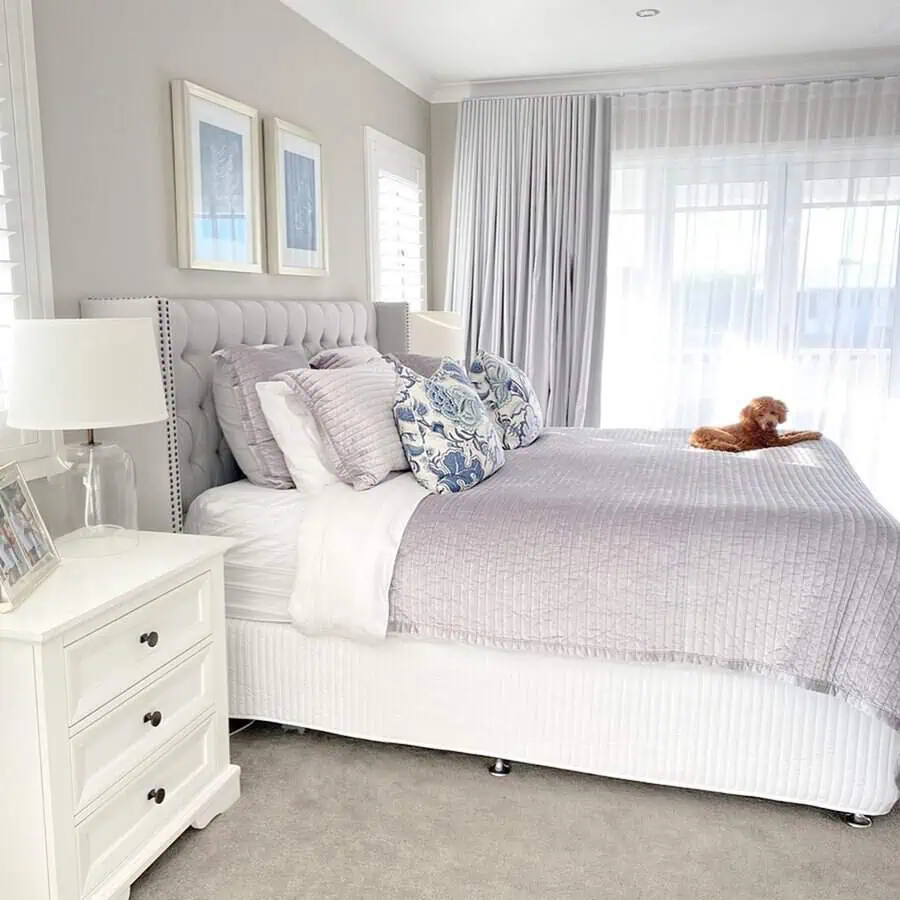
[309,345,384,370]
[276,367,408,490]
[211,344,308,488]
[256,381,339,493]
[469,350,543,449]
[392,359,505,494]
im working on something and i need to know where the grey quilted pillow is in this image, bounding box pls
[388,352,443,378]
[309,345,383,370]
[212,344,308,488]
[276,367,408,490]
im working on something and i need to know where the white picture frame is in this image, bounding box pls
[264,117,328,276]
[0,462,59,613]
[171,80,263,273]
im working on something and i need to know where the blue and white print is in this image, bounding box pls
[196,121,248,263]
[391,357,505,494]
[469,350,543,450]
[284,149,318,252]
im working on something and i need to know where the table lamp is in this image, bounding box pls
[408,310,465,359]
[7,317,167,557]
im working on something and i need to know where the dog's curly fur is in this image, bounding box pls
[689,397,822,452]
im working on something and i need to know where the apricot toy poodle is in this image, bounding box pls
[689,397,822,452]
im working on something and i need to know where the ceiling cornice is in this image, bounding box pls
[277,2,900,108]
[431,47,900,103]
[280,0,434,100]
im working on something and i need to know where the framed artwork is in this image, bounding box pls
[264,117,327,276]
[171,80,263,273]
[0,463,59,613]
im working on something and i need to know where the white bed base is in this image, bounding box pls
[227,617,900,817]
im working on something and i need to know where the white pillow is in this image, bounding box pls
[255,381,339,493]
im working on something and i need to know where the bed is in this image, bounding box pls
[82,296,900,824]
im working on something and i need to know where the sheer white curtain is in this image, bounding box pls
[601,77,900,514]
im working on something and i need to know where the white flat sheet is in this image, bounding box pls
[185,480,304,623]
[292,473,427,640]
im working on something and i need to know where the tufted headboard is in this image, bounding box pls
[80,297,410,532]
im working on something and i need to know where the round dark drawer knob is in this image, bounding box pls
[143,710,163,727]
[147,787,166,805]
[139,631,159,648]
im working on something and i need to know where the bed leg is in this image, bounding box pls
[488,758,512,777]
[840,813,873,829]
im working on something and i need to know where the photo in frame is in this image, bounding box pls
[0,463,60,613]
[171,80,263,273]
[264,117,328,276]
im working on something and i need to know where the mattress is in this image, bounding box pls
[184,480,300,623]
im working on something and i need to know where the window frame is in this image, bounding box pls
[0,0,59,478]
[784,157,900,396]
[363,126,428,312]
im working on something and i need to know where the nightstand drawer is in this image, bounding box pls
[75,714,217,897]
[65,572,213,724]
[70,643,216,812]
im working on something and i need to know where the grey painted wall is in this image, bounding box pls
[31,0,430,318]
[27,0,429,528]
[429,102,459,309]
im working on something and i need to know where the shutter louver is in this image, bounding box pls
[365,129,427,312]
[0,0,59,474]
[0,65,21,412]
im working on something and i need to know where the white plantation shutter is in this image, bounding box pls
[365,128,427,311]
[0,0,57,473]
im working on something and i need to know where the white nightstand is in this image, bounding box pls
[0,532,241,900]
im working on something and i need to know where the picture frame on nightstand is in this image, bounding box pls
[0,462,59,613]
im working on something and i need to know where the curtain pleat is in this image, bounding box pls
[446,94,611,426]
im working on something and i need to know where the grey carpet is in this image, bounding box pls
[131,724,900,900]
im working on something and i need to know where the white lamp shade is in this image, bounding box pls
[7,317,168,430]
[408,311,465,358]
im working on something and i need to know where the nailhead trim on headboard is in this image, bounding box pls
[155,297,184,533]
[83,295,184,533]
[373,301,411,355]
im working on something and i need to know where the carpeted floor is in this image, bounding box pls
[131,723,899,900]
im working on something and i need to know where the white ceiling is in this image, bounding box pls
[283,0,900,99]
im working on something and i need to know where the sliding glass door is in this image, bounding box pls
[602,141,900,512]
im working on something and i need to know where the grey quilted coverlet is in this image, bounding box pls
[388,429,900,727]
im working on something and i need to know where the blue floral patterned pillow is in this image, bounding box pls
[469,350,543,449]
[391,358,505,494]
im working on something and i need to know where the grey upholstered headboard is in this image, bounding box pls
[80,297,410,532]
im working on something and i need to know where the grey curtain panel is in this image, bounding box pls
[446,94,611,427]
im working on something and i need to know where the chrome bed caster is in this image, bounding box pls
[840,813,873,829]
[488,758,512,777]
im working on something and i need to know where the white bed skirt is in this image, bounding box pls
[226,618,900,816]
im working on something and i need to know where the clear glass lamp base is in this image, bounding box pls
[52,441,139,558]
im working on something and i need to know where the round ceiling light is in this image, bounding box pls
[635,8,661,16]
